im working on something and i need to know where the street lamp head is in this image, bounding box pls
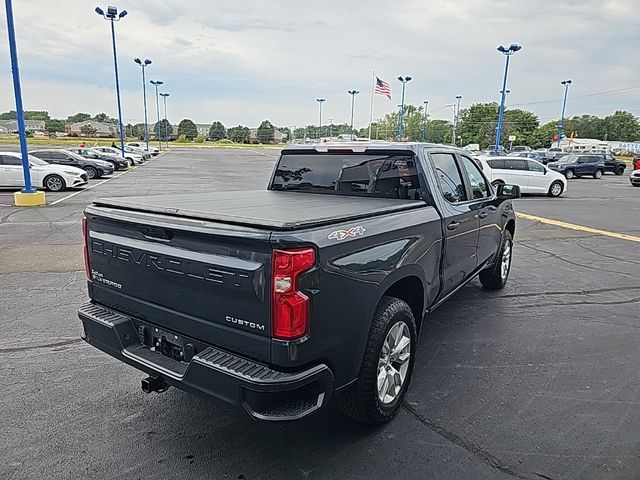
[160,93,170,98]
[423,100,428,104]
[106,5,117,18]
[118,9,127,18]
[497,45,508,53]
[94,6,104,16]
[509,43,522,52]
[134,57,141,65]
[561,79,572,86]
[150,80,163,86]
[316,98,326,103]
[455,95,462,100]
[348,90,359,95]
[405,76,412,82]
[144,59,152,65]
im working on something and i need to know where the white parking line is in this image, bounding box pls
[49,151,168,206]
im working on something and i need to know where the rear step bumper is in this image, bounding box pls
[78,302,334,421]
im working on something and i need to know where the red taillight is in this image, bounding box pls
[272,248,315,340]
[82,216,91,280]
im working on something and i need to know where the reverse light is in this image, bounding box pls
[82,216,91,280]
[272,248,315,340]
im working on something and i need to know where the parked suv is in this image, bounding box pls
[547,154,606,179]
[30,149,113,179]
[591,153,626,175]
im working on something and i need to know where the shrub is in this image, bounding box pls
[176,134,187,143]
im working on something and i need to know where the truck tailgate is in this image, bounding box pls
[84,205,272,363]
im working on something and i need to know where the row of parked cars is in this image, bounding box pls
[0,143,159,192]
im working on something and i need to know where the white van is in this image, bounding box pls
[476,156,567,197]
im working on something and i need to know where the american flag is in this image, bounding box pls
[374,77,392,100]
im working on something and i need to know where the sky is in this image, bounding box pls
[1,0,639,129]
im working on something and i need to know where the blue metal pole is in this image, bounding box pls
[109,18,126,158]
[397,82,406,141]
[494,54,510,155]
[558,84,569,147]
[4,0,35,193]
[350,94,355,135]
[142,65,149,150]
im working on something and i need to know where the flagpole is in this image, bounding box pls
[368,70,375,140]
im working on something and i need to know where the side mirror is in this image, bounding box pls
[543,169,548,175]
[496,183,520,200]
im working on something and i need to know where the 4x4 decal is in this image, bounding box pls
[328,226,366,241]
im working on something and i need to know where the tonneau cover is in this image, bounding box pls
[93,190,425,230]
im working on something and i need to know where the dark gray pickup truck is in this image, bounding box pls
[79,143,519,424]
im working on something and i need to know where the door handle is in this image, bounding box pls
[478,211,488,219]
[447,221,460,231]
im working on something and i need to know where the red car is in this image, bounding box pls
[633,154,640,171]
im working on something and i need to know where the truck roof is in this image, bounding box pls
[283,141,460,154]
[93,190,425,231]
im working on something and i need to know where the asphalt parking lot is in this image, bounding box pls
[1,148,639,480]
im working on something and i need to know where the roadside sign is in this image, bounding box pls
[508,135,516,141]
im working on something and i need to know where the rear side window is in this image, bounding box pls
[271,152,423,200]
[431,153,467,203]
[487,159,505,169]
[1,155,22,166]
[503,159,528,170]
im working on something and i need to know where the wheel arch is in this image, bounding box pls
[376,270,426,332]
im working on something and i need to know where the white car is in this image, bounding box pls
[127,142,159,156]
[476,156,567,197]
[92,146,143,165]
[0,152,88,192]
[630,170,640,187]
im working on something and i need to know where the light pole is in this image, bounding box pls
[95,5,128,159]
[558,80,572,147]
[133,57,152,150]
[453,95,462,146]
[149,80,163,149]
[160,92,170,148]
[316,98,325,140]
[421,100,429,142]
[5,0,38,203]
[348,90,359,138]
[494,43,522,155]
[396,76,412,141]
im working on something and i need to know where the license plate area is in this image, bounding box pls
[137,324,196,363]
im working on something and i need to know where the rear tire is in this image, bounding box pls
[479,230,513,290]
[565,169,575,179]
[337,296,417,424]
[615,166,625,176]
[43,174,66,192]
[547,181,563,197]
[84,166,98,179]
[593,169,603,179]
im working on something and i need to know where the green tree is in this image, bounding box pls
[0,110,16,119]
[562,115,604,139]
[156,119,172,140]
[93,112,117,124]
[177,119,198,140]
[256,120,275,144]
[457,103,499,147]
[228,125,251,143]
[67,112,92,123]
[601,111,640,141]
[45,119,65,133]
[24,111,50,120]
[530,121,558,148]
[427,119,454,144]
[132,123,146,140]
[208,121,226,141]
